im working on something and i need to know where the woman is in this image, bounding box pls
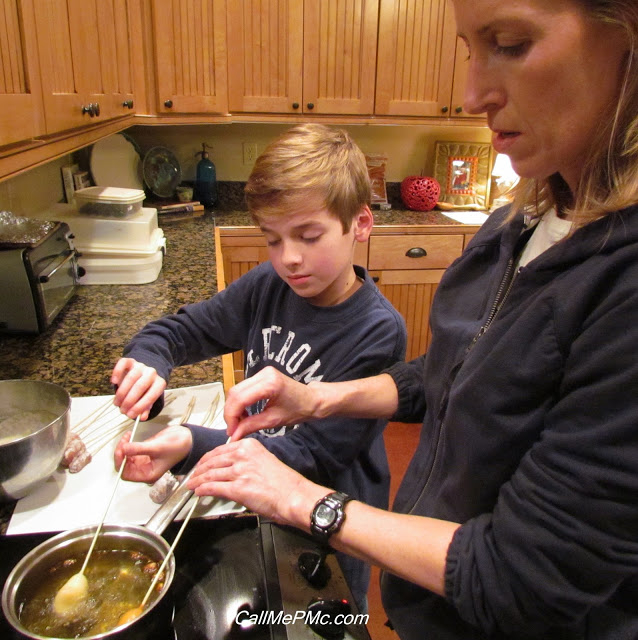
[186,0,638,637]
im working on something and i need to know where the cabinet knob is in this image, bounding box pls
[372,276,380,283]
[164,99,173,108]
[441,105,449,114]
[81,103,99,117]
[123,100,134,109]
[405,247,427,258]
[292,102,299,109]
[455,106,463,114]
[306,102,314,110]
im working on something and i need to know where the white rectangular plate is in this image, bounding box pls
[7,383,244,535]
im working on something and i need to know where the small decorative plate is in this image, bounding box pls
[143,146,182,198]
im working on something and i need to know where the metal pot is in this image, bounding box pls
[2,471,195,640]
[0,380,71,502]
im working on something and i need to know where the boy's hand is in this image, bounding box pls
[111,357,167,420]
[224,366,321,440]
[114,426,193,483]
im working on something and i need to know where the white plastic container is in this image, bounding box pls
[34,205,159,252]
[74,186,145,218]
[77,225,166,285]
[78,251,164,285]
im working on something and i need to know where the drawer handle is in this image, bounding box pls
[405,247,427,258]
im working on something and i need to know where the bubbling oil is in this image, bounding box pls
[18,549,165,638]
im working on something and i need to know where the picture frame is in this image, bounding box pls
[433,141,493,209]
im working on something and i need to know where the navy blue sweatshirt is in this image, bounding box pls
[123,261,407,607]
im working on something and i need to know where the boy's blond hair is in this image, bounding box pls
[245,124,371,232]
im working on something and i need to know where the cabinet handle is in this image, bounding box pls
[455,106,463,114]
[81,103,98,117]
[441,105,449,114]
[164,99,173,108]
[405,247,427,258]
[307,102,314,110]
[292,102,299,109]
[123,100,134,109]
[372,276,380,283]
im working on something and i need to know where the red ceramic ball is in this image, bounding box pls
[400,176,441,211]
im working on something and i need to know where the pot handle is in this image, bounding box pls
[144,469,195,536]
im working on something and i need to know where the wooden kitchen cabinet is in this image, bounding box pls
[33,0,139,135]
[368,228,472,360]
[227,0,379,116]
[150,0,228,115]
[375,0,481,119]
[215,223,478,389]
[0,0,45,147]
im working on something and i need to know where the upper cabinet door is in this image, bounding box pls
[151,0,228,114]
[0,0,45,147]
[375,0,457,117]
[302,0,378,115]
[228,0,378,116]
[34,0,138,134]
[448,38,483,119]
[227,0,303,114]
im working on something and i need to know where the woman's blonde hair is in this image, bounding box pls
[245,124,371,232]
[510,0,638,228]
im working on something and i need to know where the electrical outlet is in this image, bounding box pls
[243,142,257,165]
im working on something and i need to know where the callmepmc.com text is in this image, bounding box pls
[235,609,369,627]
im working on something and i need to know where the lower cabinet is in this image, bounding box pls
[215,223,479,390]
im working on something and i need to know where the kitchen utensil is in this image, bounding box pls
[3,468,197,639]
[53,415,141,615]
[0,380,71,501]
[143,147,182,198]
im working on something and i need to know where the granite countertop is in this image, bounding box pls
[0,206,474,530]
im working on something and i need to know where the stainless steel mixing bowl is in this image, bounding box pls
[0,380,71,501]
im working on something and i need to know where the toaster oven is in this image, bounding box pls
[0,221,81,333]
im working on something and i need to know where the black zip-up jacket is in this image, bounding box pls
[383,205,638,639]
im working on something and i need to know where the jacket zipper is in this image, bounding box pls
[466,256,517,352]
[405,257,519,515]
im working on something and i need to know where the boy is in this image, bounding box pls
[111,124,407,610]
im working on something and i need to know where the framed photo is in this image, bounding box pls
[433,141,493,209]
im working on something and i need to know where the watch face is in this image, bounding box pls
[315,503,337,528]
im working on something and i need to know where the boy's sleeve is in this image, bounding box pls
[252,415,386,485]
[122,266,262,381]
[175,416,385,487]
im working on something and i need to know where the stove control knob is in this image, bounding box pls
[298,550,331,588]
[306,598,351,639]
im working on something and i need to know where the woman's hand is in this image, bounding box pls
[223,367,399,441]
[114,425,192,483]
[224,366,322,440]
[187,439,327,526]
[111,357,167,420]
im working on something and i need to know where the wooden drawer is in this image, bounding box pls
[368,234,464,270]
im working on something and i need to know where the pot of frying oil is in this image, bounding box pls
[1,471,196,640]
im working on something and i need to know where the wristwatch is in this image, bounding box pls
[310,491,353,544]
